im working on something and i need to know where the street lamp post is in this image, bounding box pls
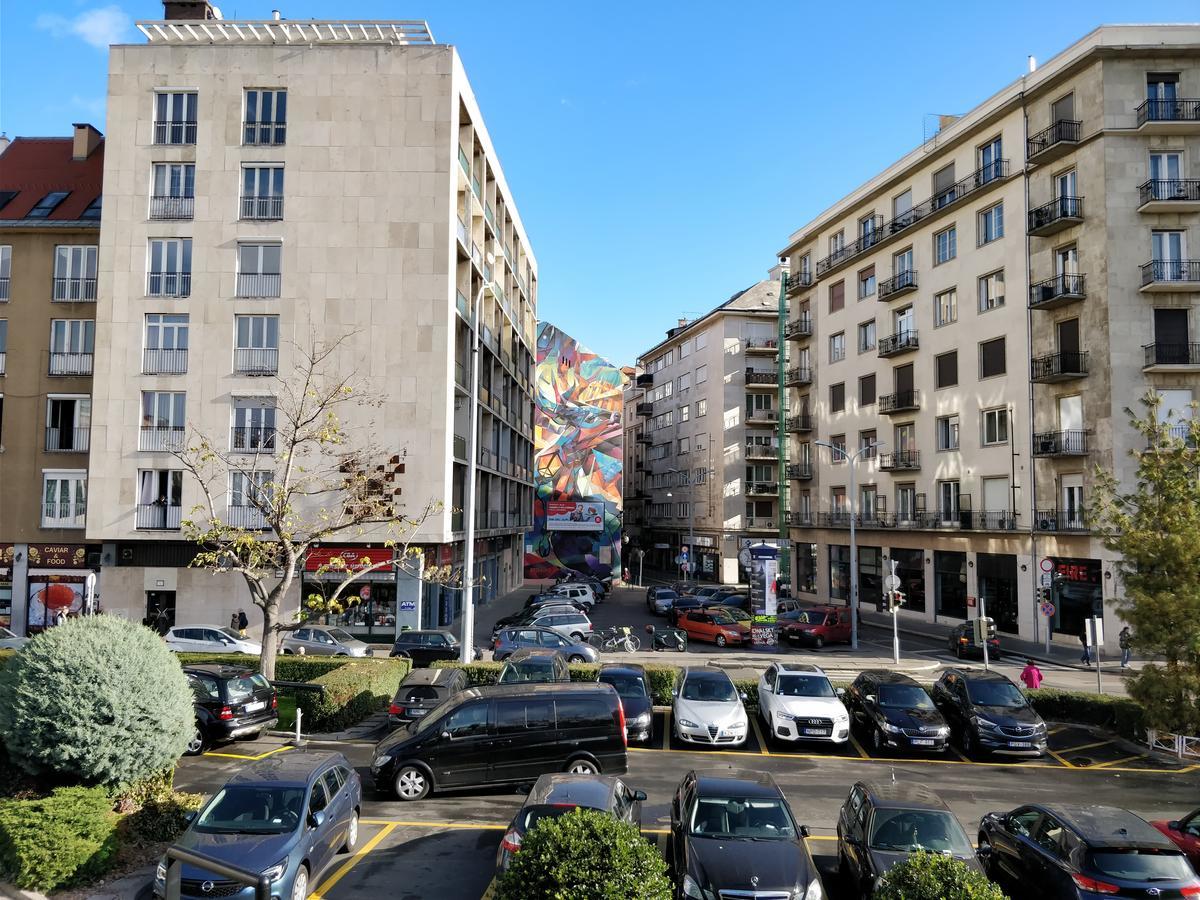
[814,439,883,651]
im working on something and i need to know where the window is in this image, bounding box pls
[829,332,846,362]
[53,245,98,301]
[978,270,1005,312]
[695,332,708,351]
[235,315,280,374]
[696,399,707,417]
[140,391,186,451]
[150,163,195,219]
[980,337,1006,378]
[232,397,277,452]
[935,226,957,264]
[829,280,845,313]
[241,165,284,220]
[936,415,960,451]
[81,197,102,219]
[935,350,958,388]
[935,288,957,327]
[896,483,916,522]
[858,266,876,299]
[147,238,192,297]
[859,373,876,407]
[231,470,272,511]
[893,247,913,276]
[829,230,845,256]
[154,92,198,145]
[678,436,691,455]
[857,320,876,353]
[830,435,846,462]
[0,319,6,371]
[679,339,691,359]
[49,319,94,375]
[237,243,281,297]
[42,472,87,528]
[696,364,708,384]
[678,372,692,393]
[978,136,1004,182]
[938,480,960,523]
[932,163,956,205]
[0,245,10,300]
[859,430,877,458]
[144,314,189,374]
[244,89,287,145]
[28,192,70,218]
[663,379,674,399]
[680,403,690,423]
[45,396,90,452]
[978,203,1004,244]
[982,407,1009,445]
[830,382,845,413]
[893,189,913,222]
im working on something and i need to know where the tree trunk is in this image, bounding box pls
[260,598,279,681]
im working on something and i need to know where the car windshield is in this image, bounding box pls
[498,662,555,683]
[325,629,356,643]
[225,673,272,701]
[868,809,973,855]
[710,613,738,626]
[193,785,305,835]
[715,607,751,623]
[681,676,737,703]
[218,628,244,641]
[1090,850,1194,881]
[601,674,648,700]
[658,591,678,601]
[690,796,797,840]
[521,804,586,831]
[878,684,935,709]
[777,675,836,698]
[966,680,1027,708]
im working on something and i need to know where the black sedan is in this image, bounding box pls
[845,670,950,755]
[387,667,469,727]
[598,663,654,743]
[946,621,1001,659]
[931,668,1047,757]
[669,769,821,900]
[388,630,462,667]
[183,664,278,755]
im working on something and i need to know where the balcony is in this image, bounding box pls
[636,372,653,387]
[1135,99,1200,133]
[786,511,813,527]
[0,351,5,374]
[1031,351,1088,383]
[786,271,812,294]
[784,315,812,340]
[143,348,188,375]
[636,402,654,417]
[745,442,779,460]
[237,273,281,298]
[44,426,89,452]
[745,338,779,356]
[877,330,918,358]
[240,196,284,220]
[43,500,87,529]
[1140,260,1200,292]
[1032,430,1089,457]
[48,352,93,376]
[786,462,813,480]
[817,512,854,528]
[1027,196,1084,236]
[1026,119,1081,165]
[52,277,97,302]
[745,370,777,389]
[0,277,8,300]
[150,195,194,219]
[136,503,182,530]
[1029,274,1086,309]
[879,390,920,414]
[147,272,191,298]
[1138,180,1200,212]
[636,434,652,446]
[227,505,269,530]
[153,120,196,145]
[784,366,812,386]
[1143,342,1200,372]
[967,511,1020,531]
[458,145,470,176]
[745,517,777,532]
[747,481,778,496]
[234,348,279,375]
[785,414,813,433]
[456,216,469,250]
[1035,509,1088,533]
[745,408,778,426]
[140,425,187,452]
[816,217,883,277]
[878,269,917,301]
[878,450,920,471]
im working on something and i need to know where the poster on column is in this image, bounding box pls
[27,575,95,630]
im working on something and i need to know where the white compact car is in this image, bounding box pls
[545,583,596,608]
[672,668,748,746]
[758,662,850,744]
[164,625,262,655]
[0,626,29,651]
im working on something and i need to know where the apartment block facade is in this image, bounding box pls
[85,6,537,640]
[780,24,1200,651]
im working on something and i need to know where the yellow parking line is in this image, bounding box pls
[203,745,291,762]
[750,717,771,756]
[310,822,396,900]
[1046,725,1067,735]
[848,733,869,760]
[1057,739,1112,755]
[1088,754,1146,770]
[1046,748,1077,769]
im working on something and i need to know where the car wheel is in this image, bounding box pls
[715,634,727,648]
[566,758,599,775]
[290,864,308,900]
[977,835,993,877]
[394,765,431,801]
[872,725,884,754]
[570,632,584,642]
[568,654,586,664]
[282,649,294,655]
[185,725,205,756]
[340,811,359,853]
[812,635,825,650]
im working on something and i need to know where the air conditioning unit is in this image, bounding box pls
[1039,518,1057,531]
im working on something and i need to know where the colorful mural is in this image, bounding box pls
[524,322,625,580]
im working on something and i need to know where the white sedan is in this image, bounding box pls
[164,625,262,655]
[758,662,850,744]
[672,668,748,746]
[0,626,28,651]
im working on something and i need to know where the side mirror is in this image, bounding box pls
[976,843,993,860]
[1167,820,1181,831]
[308,810,326,829]
[221,638,235,645]
[864,694,877,706]
[739,692,748,702]
[440,730,452,740]
[799,825,811,838]
[633,790,648,802]
[835,687,846,698]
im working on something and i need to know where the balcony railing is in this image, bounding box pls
[878,450,920,470]
[234,348,279,375]
[237,273,281,298]
[877,330,918,357]
[1136,98,1200,128]
[784,315,812,339]
[243,120,286,146]
[786,511,813,527]
[746,408,779,423]
[1035,509,1088,532]
[745,338,779,354]
[1031,351,1088,382]
[1144,342,1200,368]
[150,195,195,219]
[969,511,1020,531]
[1027,196,1084,235]
[785,414,813,432]
[879,390,920,414]
[786,271,813,293]
[745,441,779,458]
[43,500,87,529]
[153,120,197,145]
[48,352,93,375]
[784,366,812,386]
[140,425,187,452]
[1032,430,1089,456]
[458,146,470,175]
[52,277,97,302]
[636,402,654,417]
[636,372,653,387]
[1139,180,1200,207]
[745,370,777,386]
[786,462,813,480]
[1141,260,1200,287]
[745,517,776,530]
[1029,273,1086,309]
[1027,119,1081,161]
[231,427,276,453]
[878,269,917,301]
[143,347,188,375]
[747,482,778,495]
[44,426,89,452]
[0,277,8,301]
[240,196,284,220]
[147,272,191,298]
[816,218,883,276]
[136,503,182,530]
[227,505,269,529]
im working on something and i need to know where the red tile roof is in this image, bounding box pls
[0,135,104,221]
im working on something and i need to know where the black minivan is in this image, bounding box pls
[371,682,628,801]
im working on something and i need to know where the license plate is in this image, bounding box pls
[911,738,935,746]
[1008,740,1032,748]
[803,728,830,736]
[409,708,427,717]
[244,700,266,713]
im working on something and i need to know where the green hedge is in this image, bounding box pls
[297,658,412,733]
[173,652,351,682]
[1027,688,1147,742]
[0,786,119,892]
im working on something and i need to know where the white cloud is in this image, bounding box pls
[37,5,130,50]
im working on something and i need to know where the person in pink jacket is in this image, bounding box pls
[1019,659,1044,690]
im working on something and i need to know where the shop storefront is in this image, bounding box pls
[858,547,882,611]
[1049,557,1102,640]
[829,545,850,602]
[889,547,925,612]
[302,547,397,642]
[977,553,1019,634]
[25,544,99,634]
[0,544,13,629]
[794,542,817,594]
[934,550,967,620]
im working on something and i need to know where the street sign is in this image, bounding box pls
[1039,558,1054,573]
[1040,572,1052,587]
[1087,616,1104,646]
[883,574,901,591]
[679,547,689,561]
[1039,602,1056,618]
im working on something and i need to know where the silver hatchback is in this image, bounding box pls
[280,626,373,657]
[492,626,599,664]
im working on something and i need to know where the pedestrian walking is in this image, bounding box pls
[1079,627,1092,664]
[1119,626,1133,668]
[1019,659,1044,690]
[237,608,249,637]
[230,612,239,631]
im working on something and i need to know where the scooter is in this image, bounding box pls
[645,624,687,652]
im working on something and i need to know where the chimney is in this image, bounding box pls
[0,134,9,157]
[272,9,282,20]
[72,123,103,161]
[677,318,689,328]
[162,0,218,20]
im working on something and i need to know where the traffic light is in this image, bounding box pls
[1036,586,1051,605]
[886,590,906,612]
[973,616,995,644]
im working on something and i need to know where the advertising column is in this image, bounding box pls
[746,542,779,648]
[26,544,98,634]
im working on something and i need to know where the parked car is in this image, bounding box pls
[525,592,585,611]
[598,663,654,743]
[757,662,850,744]
[677,608,750,647]
[838,780,981,898]
[543,583,597,609]
[0,626,28,651]
[165,625,261,655]
[666,596,709,626]
[528,609,593,643]
[388,630,461,667]
[493,603,580,634]
[978,804,1200,899]
[153,751,361,900]
[497,648,571,684]
[388,667,469,727]
[680,585,730,601]
[946,621,1001,659]
[668,769,821,900]
[845,670,950,755]
[371,682,628,801]
[704,604,752,626]
[646,585,671,612]
[184,664,279,755]
[280,626,373,657]
[780,605,853,649]
[931,668,1047,757]
[672,668,748,746]
[496,774,645,874]
[652,590,681,616]
[492,626,599,664]
[703,590,749,610]
[1151,808,1200,871]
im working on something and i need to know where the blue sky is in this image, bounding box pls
[3,2,1198,365]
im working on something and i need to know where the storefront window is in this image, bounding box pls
[858,547,882,611]
[977,553,1018,634]
[934,550,967,620]
[303,579,397,640]
[829,545,850,602]
[28,575,89,633]
[890,548,925,612]
[1050,557,1102,640]
[795,543,817,594]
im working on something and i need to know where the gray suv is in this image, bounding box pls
[493,626,599,664]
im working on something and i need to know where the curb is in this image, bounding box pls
[0,883,45,900]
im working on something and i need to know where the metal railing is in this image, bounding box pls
[745,370,776,386]
[43,500,87,528]
[237,273,281,298]
[140,426,187,452]
[1144,342,1200,367]
[1035,509,1087,532]
[784,366,812,385]
[234,348,279,375]
[45,427,89,452]
[231,427,276,453]
[786,462,813,480]
[0,277,8,301]
[745,337,779,352]
[136,503,183,530]
[1138,179,1200,206]
[784,315,812,338]
[878,269,917,300]
[971,511,1019,531]
[746,408,778,422]
[1032,430,1089,456]
[786,511,813,526]
[1141,259,1200,286]
[785,414,812,432]
[878,450,920,470]
[1027,196,1084,232]
[1027,119,1081,158]
[1136,98,1200,127]
[150,195,195,219]
[879,390,920,413]
[878,330,918,356]
[746,481,778,495]
[1031,351,1088,381]
[240,195,284,220]
[785,270,812,293]
[153,120,197,145]
[143,348,188,374]
[745,517,776,530]
[48,352,93,375]
[147,272,191,298]
[52,277,97,302]
[243,121,286,145]
[1029,273,1086,307]
[227,505,269,529]
[745,441,779,456]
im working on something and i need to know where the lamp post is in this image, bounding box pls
[814,439,883,651]
[460,256,495,664]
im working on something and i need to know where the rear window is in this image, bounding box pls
[403,686,441,702]
[1088,850,1193,881]
[224,673,272,701]
[521,804,582,832]
[498,660,558,684]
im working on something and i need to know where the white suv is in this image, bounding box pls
[546,584,596,608]
[529,610,593,642]
[757,662,850,744]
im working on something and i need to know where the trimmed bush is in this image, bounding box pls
[496,807,671,900]
[0,786,120,892]
[174,652,351,682]
[1026,688,1147,742]
[433,660,683,704]
[119,791,205,847]
[297,658,411,732]
[875,851,1007,900]
[0,616,194,784]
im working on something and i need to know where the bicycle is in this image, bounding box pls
[596,625,641,653]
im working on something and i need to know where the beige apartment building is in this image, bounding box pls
[780,24,1200,651]
[86,3,537,640]
[628,278,786,583]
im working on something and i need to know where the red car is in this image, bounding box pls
[678,609,750,648]
[1153,809,1200,871]
[781,606,852,649]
